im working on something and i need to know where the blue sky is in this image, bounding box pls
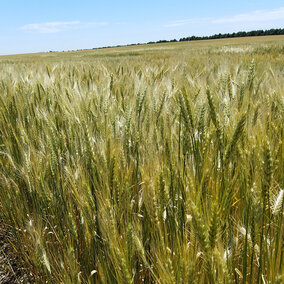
[1,0,284,55]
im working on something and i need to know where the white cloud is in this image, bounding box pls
[20,21,109,33]
[165,7,284,28]
[86,22,108,27]
[20,21,80,33]
[115,22,127,25]
[213,7,284,24]
[165,18,212,28]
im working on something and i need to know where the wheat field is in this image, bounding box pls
[0,36,283,283]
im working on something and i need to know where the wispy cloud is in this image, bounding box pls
[20,21,81,33]
[165,7,284,27]
[20,21,109,33]
[115,22,127,25]
[213,7,284,24]
[85,22,108,27]
[165,18,212,27]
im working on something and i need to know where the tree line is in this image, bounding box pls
[147,28,284,44]
[70,28,284,52]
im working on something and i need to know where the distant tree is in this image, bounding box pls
[177,28,284,43]
[89,28,284,51]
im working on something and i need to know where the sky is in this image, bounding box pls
[0,0,284,55]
